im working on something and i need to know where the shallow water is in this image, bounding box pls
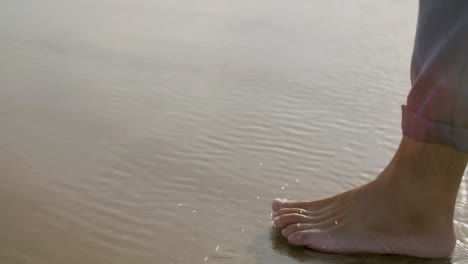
[1,1,468,263]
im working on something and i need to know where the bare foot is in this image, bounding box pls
[272,136,468,258]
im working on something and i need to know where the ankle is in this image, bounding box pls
[391,136,468,178]
[379,136,467,198]
[368,136,467,227]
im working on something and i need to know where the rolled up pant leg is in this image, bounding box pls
[402,0,468,152]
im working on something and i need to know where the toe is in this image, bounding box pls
[273,208,309,217]
[288,230,340,252]
[281,223,319,237]
[272,199,311,211]
[272,199,327,212]
[272,198,287,211]
[287,230,327,247]
[274,213,310,229]
[287,231,314,246]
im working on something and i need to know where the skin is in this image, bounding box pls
[272,136,468,258]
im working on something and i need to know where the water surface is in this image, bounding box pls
[1,1,468,263]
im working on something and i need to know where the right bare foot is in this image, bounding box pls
[272,136,468,258]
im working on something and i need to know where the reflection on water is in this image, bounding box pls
[1,0,467,263]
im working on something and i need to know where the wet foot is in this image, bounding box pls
[272,136,468,258]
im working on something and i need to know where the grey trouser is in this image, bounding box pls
[402,0,468,152]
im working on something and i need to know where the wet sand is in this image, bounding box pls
[1,0,468,263]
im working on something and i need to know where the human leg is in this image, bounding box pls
[272,1,468,258]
